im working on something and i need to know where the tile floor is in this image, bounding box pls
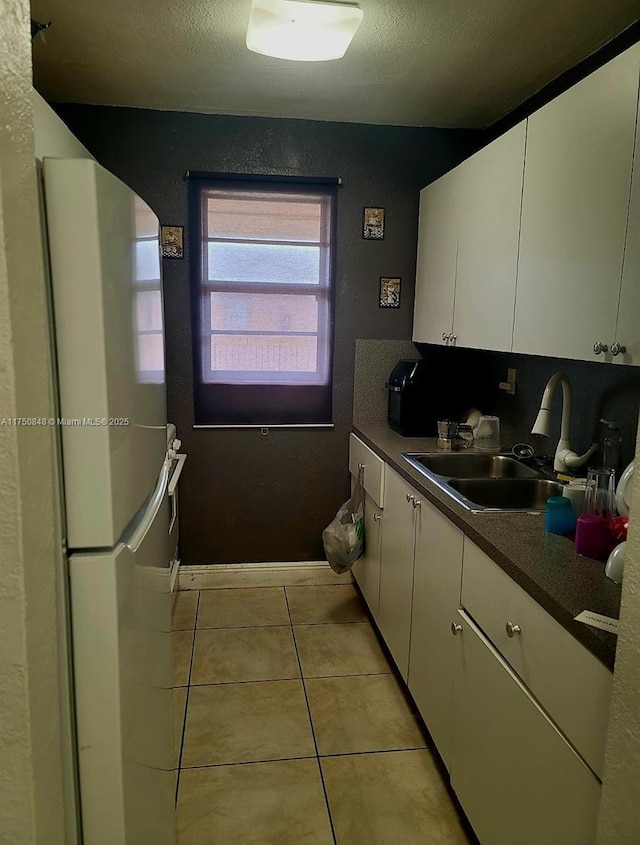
[171,584,473,845]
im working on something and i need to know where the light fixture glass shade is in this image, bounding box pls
[246,0,363,62]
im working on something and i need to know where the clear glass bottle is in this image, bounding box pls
[600,419,622,477]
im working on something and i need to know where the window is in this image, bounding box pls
[189,175,337,426]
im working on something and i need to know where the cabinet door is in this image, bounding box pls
[352,492,382,617]
[413,168,459,344]
[615,79,640,366]
[378,467,416,679]
[451,611,601,845]
[462,539,612,779]
[453,121,526,352]
[407,499,463,771]
[513,44,640,361]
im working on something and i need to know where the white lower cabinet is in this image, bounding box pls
[349,447,609,843]
[349,434,386,616]
[450,610,601,845]
[407,500,463,772]
[377,466,418,679]
[351,491,382,616]
[462,539,612,778]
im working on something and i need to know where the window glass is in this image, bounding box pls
[210,292,319,333]
[207,242,321,285]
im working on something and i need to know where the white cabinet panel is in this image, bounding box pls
[413,168,459,345]
[349,433,385,507]
[378,467,417,678]
[451,611,601,845]
[453,121,526,352]
[408,500,463,771]
[513,45,640,361]
[616,85,640,365]
[462,539,612,778]
[351,491,382,616]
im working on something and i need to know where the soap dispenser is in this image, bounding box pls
[600,419,622,477]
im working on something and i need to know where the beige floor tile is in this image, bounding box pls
[172,688,188,768]
[306,674,426,756]
[177,759,333,845]
[172,591,199,631]
[197,587,289,628]
[172,630,194,687]
[181,680,316,767]
[294,622,392,678]
[286,585,368,624]
[322,750,470,845]
[191,626,300,685]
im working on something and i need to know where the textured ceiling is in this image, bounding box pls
[31,0,640,128]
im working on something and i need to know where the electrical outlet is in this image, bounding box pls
[499,368,516,395]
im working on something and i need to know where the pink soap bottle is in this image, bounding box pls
[575,468,616,561]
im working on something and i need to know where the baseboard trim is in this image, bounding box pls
[178,561,353,589]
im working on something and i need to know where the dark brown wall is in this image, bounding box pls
[54,104,484,563]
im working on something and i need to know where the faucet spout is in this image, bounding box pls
[531,372,598,474]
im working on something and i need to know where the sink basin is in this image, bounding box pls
[404,452,540,480]
[447,478,565,511]
[402,451,563,512]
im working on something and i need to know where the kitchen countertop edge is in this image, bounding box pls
[353,423,621,671]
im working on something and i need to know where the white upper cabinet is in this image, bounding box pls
[453,121,526,352]
[513,45,640,361]
[412,167,459,344]
[616,91,640,366]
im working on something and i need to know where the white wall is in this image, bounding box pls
[0,3,68,843]
[597,419,640,843]
[32,91,93,161]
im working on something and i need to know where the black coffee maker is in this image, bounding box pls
[385,359,463,437]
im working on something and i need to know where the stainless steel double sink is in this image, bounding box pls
[402,452,564,512]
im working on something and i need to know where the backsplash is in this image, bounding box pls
[416,344,640,471]
[353,338,416,426]
[355,339,640,472]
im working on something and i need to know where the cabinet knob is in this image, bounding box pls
[412,499,421,509]
[405,493,415,504]
[442,332,450,342]
[593,341,608,355]
[505,620,522,638]
[611,342,627,357]
[450,335,457,345]
[373,513,381,522]
[451,622,463,636]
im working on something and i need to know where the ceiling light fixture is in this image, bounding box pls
[246,0,363,62]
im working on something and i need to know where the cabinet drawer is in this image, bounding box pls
[462,539,612,779]
[452,610,601,845]
[349,434,385,508]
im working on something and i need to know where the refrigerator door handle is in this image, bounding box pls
[125,460,171,553]
[168,453,187,496]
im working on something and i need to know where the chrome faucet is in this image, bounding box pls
[531,372,598,474]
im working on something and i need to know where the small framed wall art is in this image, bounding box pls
[379,276,401,308]
[160,225,184,259]
[362,206,385,240]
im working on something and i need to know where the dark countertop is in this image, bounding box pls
[353,422,621,671]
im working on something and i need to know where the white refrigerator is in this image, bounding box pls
[43,158,177,845]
